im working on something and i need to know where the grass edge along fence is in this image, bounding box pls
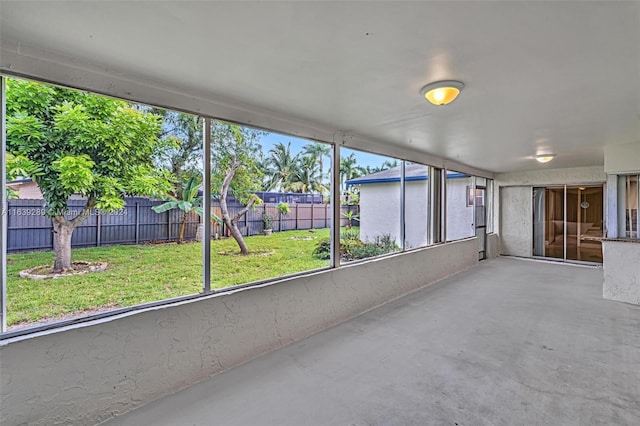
[7,198,358,253]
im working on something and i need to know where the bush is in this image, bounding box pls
[349,243,386,259]
[312,238,331,259]
[314,232,399,261]
[276,202,290,215]
[340,229,359,241]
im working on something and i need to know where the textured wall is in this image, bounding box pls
[0,239,478,426]
[603,241,640,304]
[494,166,606,257]
[499,187,532,257]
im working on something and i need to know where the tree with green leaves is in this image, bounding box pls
[366,159,400,175]
[5,152,43,198]
[151,176,222,244]
[340,153,367,191]
[301,142,331,176]
[290,154,329,194]
[263,141,299,191]
[6,78,170,272]
[211,122,264,255]
[152,110,203,197]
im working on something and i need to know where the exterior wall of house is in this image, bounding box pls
[358,178,473,247]
[446,177,475,241]
[0,238,479,426]
[358,182,402,245]
[405,181,428,248]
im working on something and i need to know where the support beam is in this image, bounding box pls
[202,118,211,292]
[1,76,6,332]
[331,135,341,268]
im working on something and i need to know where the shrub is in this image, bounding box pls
[349,243,387,259]
[348,233,399,260]
[276,202,291,215]
[262,213,274,229]
[312,238,331,259]
[312,233,399,261]
[340,229,359,241]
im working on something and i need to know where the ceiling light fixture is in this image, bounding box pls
[535,154,556,163]
[420,80,464,106]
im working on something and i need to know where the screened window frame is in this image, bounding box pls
[0,72,493,338]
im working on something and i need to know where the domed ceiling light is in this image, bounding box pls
[420,80,464,106]
[535,154,557,163]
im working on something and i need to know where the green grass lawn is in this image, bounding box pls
[7,228,330,328]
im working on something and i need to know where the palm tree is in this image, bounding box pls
[340,153,366,191]
[152,176,222,243]
[302,142,331,176]
[291,155,329,194]
[366,159,399,175]
[264,142,299,191]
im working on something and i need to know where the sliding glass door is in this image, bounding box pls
[533,185,603,263]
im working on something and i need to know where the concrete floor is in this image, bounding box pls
[105,257,640,426]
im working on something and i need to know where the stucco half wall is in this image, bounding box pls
[0,238,478,426]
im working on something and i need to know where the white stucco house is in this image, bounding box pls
[347,165,476,248]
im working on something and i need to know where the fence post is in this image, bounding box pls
[311,203,314,229]
[295,204,299,230]
[325,204,328,228]
[96,210,101,247]
[135,202,140,244]
[167,211,171,241]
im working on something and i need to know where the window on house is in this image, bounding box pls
[617,175,639,239]
[208,122,332,287]
[3,76,205,332]
[466,186,485,207]
[339,148,401,262]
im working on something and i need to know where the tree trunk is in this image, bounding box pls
[219,157,256,255]
[178,212,187,243]
[51,197,96,272]
[52,217,75,272]
[228,220,250,255]
[220,192,250,255]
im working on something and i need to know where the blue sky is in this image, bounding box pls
[258,131,393,170]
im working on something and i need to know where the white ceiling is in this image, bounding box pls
[1,1,639,173]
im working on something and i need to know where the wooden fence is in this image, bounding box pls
[6,198,358,253]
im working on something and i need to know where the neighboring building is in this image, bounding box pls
[7,178,43,199]
[347,165,475,248]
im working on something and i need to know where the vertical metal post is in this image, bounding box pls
[135,202,140,244]
[202,118,211,292]
[563,184,567,261]
[442,168,447,243]
[472,176,477,234]
[1,76,7,332]
[426,165,432,246]
[96,211,101,247]
[637,175,640,240]
[295,203,299,230]
[330,136,341,268]
[400,160,406,250]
